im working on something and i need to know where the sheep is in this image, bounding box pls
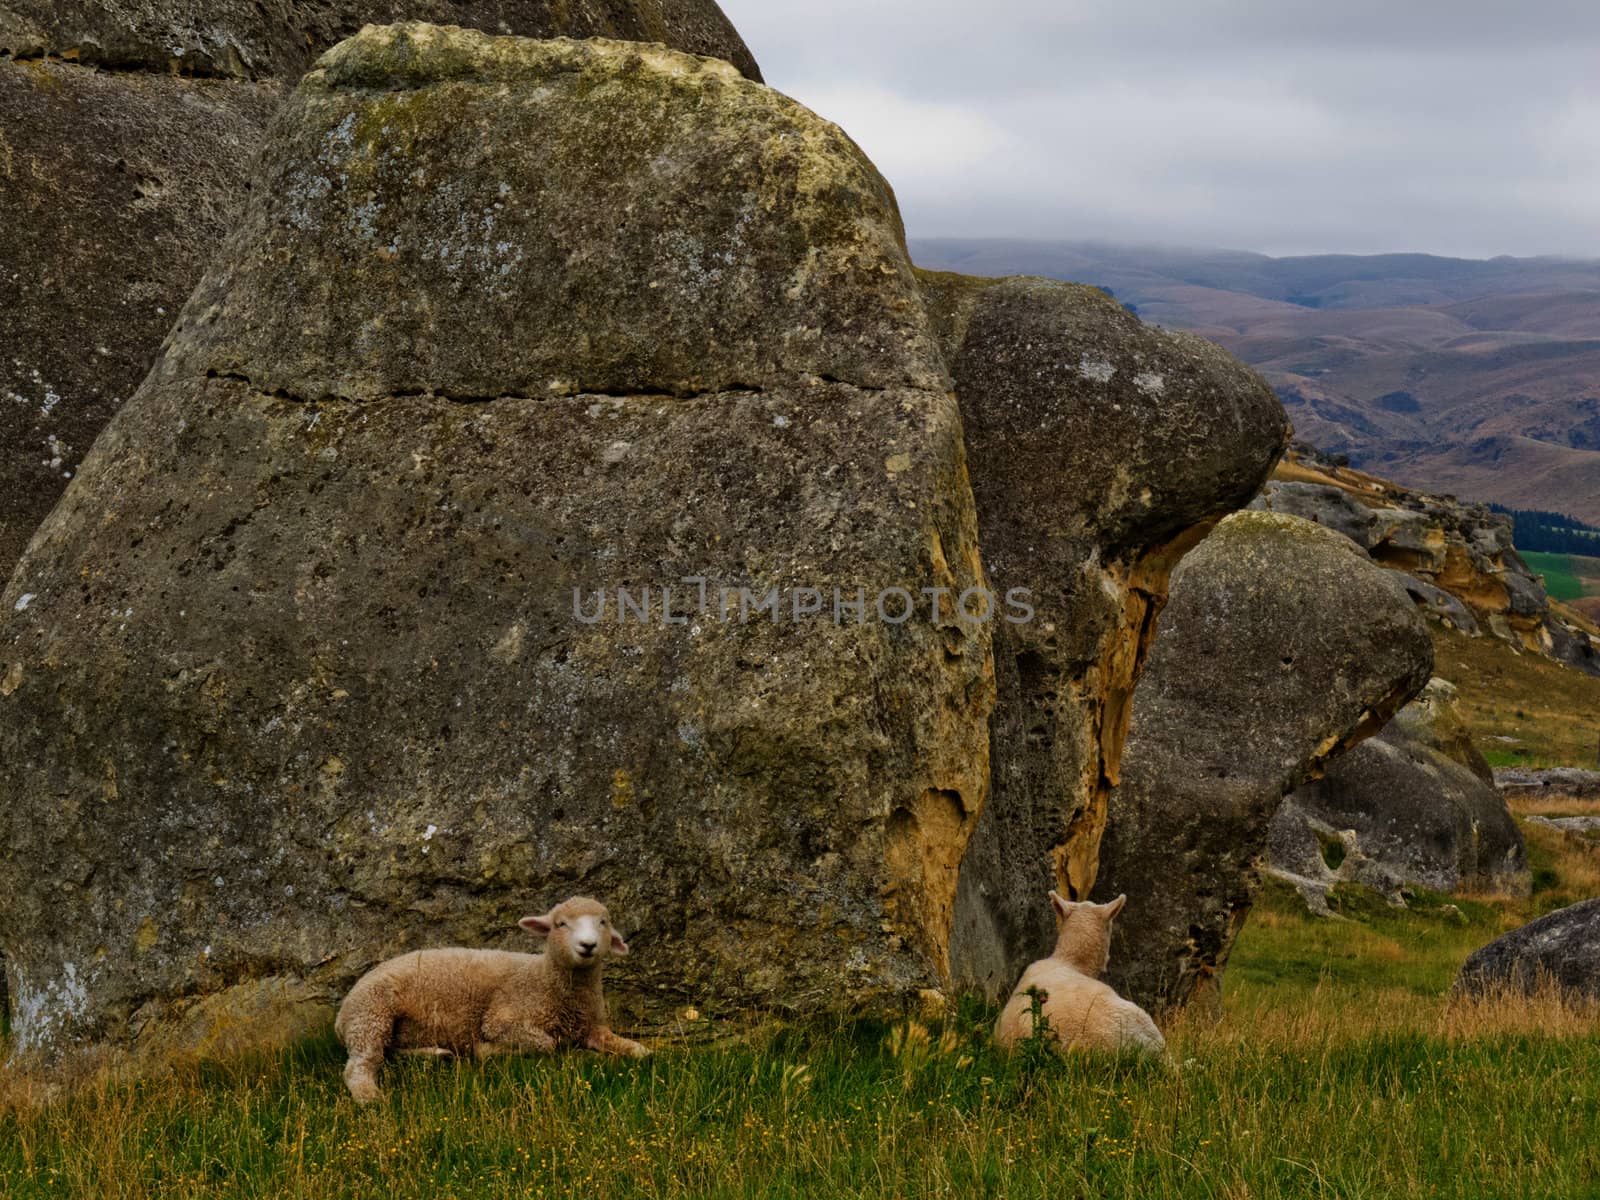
[334,895,647,1102]
[994,891,1166,1056]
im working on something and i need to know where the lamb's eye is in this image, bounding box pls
[556,920,567,928]
[600,919,608,926]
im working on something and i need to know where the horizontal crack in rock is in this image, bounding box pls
[201,369,777,405]
[1,49,258,80]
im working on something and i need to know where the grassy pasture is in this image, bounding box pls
[1521,552,1588,602]
[4,802,1599,1200]
[1431,625,1600,769]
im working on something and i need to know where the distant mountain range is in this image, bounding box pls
[911,239,1600,523]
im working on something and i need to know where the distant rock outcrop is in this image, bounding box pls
[1253,450,1600,675]
[916,273,1289,996]
[1094,511,1434,1015]
[1455,898,1600,1002]
[1495,767,1600,801]
[0,0,760,583]
[0,26,985,1066]
[1268,679,1527,907]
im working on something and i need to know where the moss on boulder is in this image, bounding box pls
[0,0,760,586]
[0,0,761,81]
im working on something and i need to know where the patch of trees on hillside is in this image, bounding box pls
[1490,504,1600,555]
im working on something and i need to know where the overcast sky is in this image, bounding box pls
[719,0,1600,258]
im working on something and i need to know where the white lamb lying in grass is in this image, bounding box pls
[335,895,648,1102]
[994,891,1166,1056]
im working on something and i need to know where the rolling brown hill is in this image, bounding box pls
[912,240,1600,522]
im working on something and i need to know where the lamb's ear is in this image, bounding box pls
[609,930,630,957]
[1101,894,1127,920]
[1048,890,1072,918]
[519,914,553,936]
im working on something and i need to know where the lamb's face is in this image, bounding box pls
[520,896,630,969]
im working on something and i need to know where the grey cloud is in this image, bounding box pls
[719,0,1600,256]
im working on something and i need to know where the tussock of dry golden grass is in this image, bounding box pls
[1433,624,1600,767]
[1161,976,1598,1054]
[1438,981,1600,1040]
[1520,816,1600,903]
[1506,792,1600,818]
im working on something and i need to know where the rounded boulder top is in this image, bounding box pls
[156,22,943,405]
[0,0,762,82]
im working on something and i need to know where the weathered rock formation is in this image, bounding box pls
[0,0,760,583]
[1268,679,1528,907]
[0,26,987,1065]
[1523,815,1600,843]
[1495,767,1600,802]
[1455,897,1600,1003]
[1255,450,1600,675]
[1094,511,1434,1015]
[916,273,1290,995]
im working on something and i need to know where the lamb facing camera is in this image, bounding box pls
[334,895,647,1102]
[994,892,1166,1056]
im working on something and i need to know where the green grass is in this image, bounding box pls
[1432,624,1600,768]
[5,1001,1600,1200]
[1521,552,1587,602]
[5,814,1600,1199]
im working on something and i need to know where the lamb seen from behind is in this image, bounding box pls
[335,895,647,1102]
[995,892,1166,1056]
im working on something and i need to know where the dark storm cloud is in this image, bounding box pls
[718,0,1600,256]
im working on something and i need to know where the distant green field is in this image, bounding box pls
[1521,551,1588,601]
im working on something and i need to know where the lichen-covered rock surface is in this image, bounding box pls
[0,25,991,1066]
[0,0,760,588]
[916,272,1290,996]
[0,0,761,80]
[1094,511,1434,1015]
[0,59,279,579]
[1268,679,1527,906]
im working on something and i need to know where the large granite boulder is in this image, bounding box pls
[916,272,1290,996]
[1268,679,1527,905]
[0,26,989,1066]
[1094,511,1434,1015]
[0,0,760,585]
[1455,898,1600,1002]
